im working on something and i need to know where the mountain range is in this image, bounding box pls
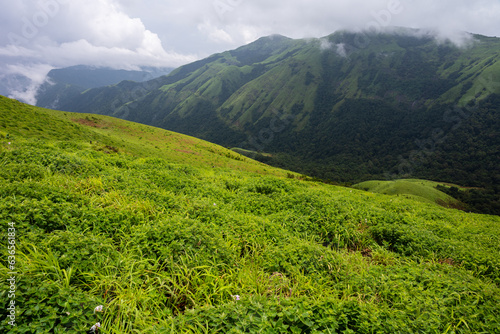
[35,65,173,110]
[34,29,500,197]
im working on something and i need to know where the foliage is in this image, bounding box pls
[0,96,499,333]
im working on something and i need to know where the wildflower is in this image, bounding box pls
[89,322,101,332]
[231,295,240,301]
[94,305,104,313]
[8,142,11,145]
[213,203,217,206]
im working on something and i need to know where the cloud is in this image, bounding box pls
[197,21,234,44]
[335,43,347,57]
[3,63,54,105]
[2,0,196,68]
[0,0,197,103]
[319,38,332,51]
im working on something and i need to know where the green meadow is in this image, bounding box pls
[0,96,499,333]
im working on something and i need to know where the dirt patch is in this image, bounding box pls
[438,258,456,266]
[73,118,105,128]
[436,199,467,210]
[360,248,372,258]
[175,149,201,156]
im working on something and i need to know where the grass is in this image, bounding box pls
[352,179,466,208]
[0,96,294,177]
[0,95,499,333]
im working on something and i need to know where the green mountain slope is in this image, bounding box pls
[46,30,500,191]
[1,96,500,332]
[1,96,283,175]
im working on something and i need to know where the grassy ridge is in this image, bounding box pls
[1,96,499,333]
[352,179,465,208]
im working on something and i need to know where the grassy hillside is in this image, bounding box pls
[0,96,290,177]
[1,96,500,333]
[352,179,465,208]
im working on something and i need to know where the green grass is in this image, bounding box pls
[0,96,293,178]
[352,179,466,208]
[1,96,499,333]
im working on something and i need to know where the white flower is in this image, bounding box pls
[94,305,104,313]
[231,294,240,301]
[90,322,101,332]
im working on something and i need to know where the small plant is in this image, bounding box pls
[88,322,101,333]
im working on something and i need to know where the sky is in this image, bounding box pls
[1,0,500,104]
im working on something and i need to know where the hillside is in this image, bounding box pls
[1,96,276,175]
[1,95,500,333]
[41,30,500,190]
[352,179,465,208]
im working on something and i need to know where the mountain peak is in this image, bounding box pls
[244,34,293,48]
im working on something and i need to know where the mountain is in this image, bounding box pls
[40,30,500,190]
[35,65,173,109]
[1,95,500,332]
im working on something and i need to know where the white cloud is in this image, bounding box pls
[335,43,347,57]
[197,21,234,44]
[1,0,197,67]
[4,63,54,105]
[0,0,197,103]
[319,38,332,51]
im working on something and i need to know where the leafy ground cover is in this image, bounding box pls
[1,96,499,333]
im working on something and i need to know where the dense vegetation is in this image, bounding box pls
[35,30,500,214]
[1,96,499,333]
[436,185,500,216]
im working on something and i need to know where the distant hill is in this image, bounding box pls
[352,179,465,208]
[35,65,173,109]
[38,29,500,192]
